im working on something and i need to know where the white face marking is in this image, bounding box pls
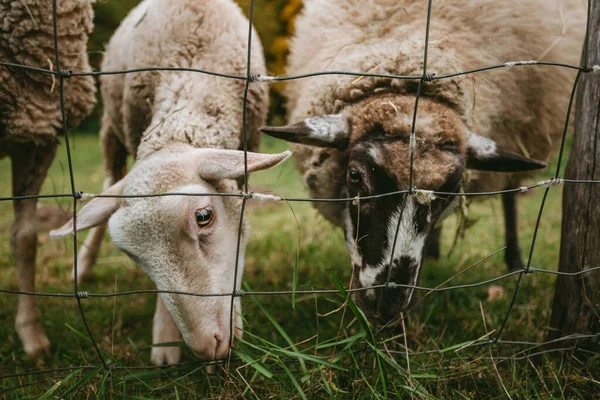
[466,129,497,158]
[353,143,381,166]
[305,114,348,143]
[359,265,385,291]
[343,208,363,267]
[367,146,382,165]
[358,198,426,299]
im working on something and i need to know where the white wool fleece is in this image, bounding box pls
[100,0,268,161]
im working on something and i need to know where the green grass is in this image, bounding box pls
[0,132,598,399]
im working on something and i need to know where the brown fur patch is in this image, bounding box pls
[348,94,466,189]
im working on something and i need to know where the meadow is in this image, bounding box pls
[1,128,598,398]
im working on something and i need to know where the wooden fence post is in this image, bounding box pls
[548,0,600,348]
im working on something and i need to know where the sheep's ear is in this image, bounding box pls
[49,180,125,238]
[260,114,350,150]
[196,149,292,181]
[465,130,546,172]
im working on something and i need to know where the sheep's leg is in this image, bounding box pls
[151,295,182,366]
[423,225,441,260]
[11,143,57,357]
[74,129,127,282]
[502,192,525,271]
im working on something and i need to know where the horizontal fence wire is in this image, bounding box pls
[2,263,599,299]
[1,0,599,395]
[1,177,600,203]
[1,60,596,81]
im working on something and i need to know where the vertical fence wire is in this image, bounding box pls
[377,0,434,325]
[51,0,107,369]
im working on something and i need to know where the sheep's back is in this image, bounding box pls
[101,0,268,160]
[285,0,585,202]
[0,0,96,156]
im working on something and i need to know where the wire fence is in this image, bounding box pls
[1,0,599,394]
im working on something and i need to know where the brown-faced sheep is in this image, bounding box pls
[261,0,585,325]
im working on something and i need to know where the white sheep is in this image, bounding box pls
[51,0,290,365]
[0,0,96,357]
[261,0,585,324]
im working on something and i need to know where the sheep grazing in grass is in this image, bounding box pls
[261,0,585,325]
[51,0,290,365]
[0,0,96,357]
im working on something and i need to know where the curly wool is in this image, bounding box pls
[0,0,96,155]
[99,0,268,161]
[285,0,585,203]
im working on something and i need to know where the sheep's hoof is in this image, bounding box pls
[150,346,181,366]
[16,320,51,358]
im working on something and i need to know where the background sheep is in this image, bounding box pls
[51,0,289,366]
[261,0,585,325]
[0,0,96,357]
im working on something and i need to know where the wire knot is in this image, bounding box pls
[76,291,88,299]
[524,266,535,274]
[412,189,436,205]
[233,289,245,297]
[409,186,417,196]
[249,74,276,83]
[80,193,97,201]
[248,192,283,201]
[386,282,397,289]
[504,60,537,68]
[583,65,600,73]
[248,74,262,83]
[540,178,563,188]
[58,69,72,78]
[422,73,435,82]
[73,191,83,199]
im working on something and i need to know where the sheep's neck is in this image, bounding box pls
[136,111,241,161]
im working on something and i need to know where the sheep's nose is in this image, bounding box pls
[188,333,230,360]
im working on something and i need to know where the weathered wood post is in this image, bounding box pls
[548,0,600,347]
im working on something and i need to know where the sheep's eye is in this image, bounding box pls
[196,207,215,229]
[349,167,362,184]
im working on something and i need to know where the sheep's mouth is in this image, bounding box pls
[352,257,420,325]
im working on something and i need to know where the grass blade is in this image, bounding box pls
[246,283,307,373]
[233,348,274,378]
[331,274,388,396]
[38,369,79,400]
[276,358,307,400]
[57,367,104,398]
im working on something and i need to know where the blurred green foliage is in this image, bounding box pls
[83,0,302,131]
[88,0,141,69]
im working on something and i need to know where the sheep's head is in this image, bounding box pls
[261,94,545,326]
[51,144,290,359]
